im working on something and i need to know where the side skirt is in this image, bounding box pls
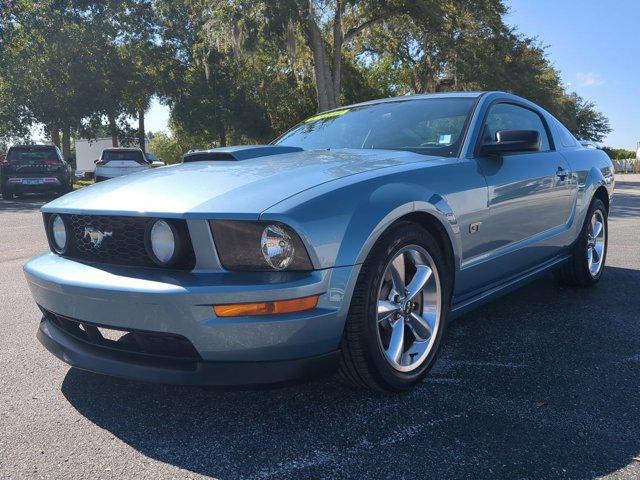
[449,254,571,320]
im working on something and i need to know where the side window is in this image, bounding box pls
[483,103,551,152]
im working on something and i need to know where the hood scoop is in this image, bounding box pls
[183,145,303,162]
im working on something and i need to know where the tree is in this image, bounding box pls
[147,131,183,164]
[244,0,415,111]
[154,0,296,146]
[354,2,612,142]
[602,147,635,160]
[118,2,163,151]
[563,94,611,142]
[147,127,214,165]
[1,1,108,158]
[0,76,32,144]
[0,0,613,150]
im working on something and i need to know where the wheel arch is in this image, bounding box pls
[390,211,456,283]
[593,185,610,212]
[350,195,461,268]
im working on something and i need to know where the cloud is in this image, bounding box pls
[576,72,605,87]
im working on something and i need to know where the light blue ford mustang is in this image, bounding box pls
[24,92,614,391]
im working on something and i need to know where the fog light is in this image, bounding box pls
[148,219,177,265]
[50,214,68,253]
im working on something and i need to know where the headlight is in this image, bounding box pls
[210,220,313,271]
[49,214,68,253]
[261,224,294,269]
[146,219,179,266]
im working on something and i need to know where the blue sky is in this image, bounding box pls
[506,0,639,150]
[145,1,638,150]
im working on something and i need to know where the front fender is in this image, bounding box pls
[260,166,460,271]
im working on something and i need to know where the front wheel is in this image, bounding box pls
[555,197,608,286]
[339,222,452,391]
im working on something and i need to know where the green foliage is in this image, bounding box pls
[147,126,213,165]
[0,0,615,149]
[148,131,184,165]
[562,94,612,142]
[602,147,635,160]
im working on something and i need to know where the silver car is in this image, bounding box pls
[24,92,614,391]
[94,147,151,182]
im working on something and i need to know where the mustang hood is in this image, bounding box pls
[43,149,435,218]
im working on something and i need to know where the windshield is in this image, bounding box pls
[275,97,476,157]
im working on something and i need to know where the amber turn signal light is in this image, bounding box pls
[213,295,319,317]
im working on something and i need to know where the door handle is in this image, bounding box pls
[556,167,568,180]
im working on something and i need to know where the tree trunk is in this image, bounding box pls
[138,109,146,152]
[219,124,227,147]
[50,129,61,148]
[306,7,338,111]
[304,3,399,112]
[108,113,118,147]
[61,124,71,162]
[331,1,344,105]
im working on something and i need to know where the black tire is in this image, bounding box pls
[554,197,608,287]
[338,222,452,392]
[1,188,14,200]
[60,182,73,196]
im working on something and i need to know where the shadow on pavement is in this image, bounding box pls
[0,194,51,212]
[61,267,640,479]
[610,182,640,220]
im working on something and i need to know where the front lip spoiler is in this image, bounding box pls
[37,316,340,387]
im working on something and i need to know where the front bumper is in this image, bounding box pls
[37,315,339,386]
[24,253,358,386]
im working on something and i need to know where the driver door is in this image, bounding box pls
[472,102,574,284]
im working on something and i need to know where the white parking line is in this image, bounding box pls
[248,414,463,479]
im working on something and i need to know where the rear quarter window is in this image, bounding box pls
[555,120,578,148]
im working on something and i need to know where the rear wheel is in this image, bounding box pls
[555,197,608,286]
[60,182,73,195]
[1,187,14,200]
[339,222,452,391]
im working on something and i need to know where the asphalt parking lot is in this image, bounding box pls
[1,176,639,480]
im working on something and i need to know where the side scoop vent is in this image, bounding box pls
[183,145,303,163]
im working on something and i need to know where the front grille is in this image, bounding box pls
[45,214,196,270]
[44,309,201,362]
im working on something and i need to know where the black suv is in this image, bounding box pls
[1,145,73,200]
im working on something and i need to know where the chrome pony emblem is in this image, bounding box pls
[83,226,113,247]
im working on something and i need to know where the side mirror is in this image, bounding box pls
[93,159,100,165]
[480,130,541,156]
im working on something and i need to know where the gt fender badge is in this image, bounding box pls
[469,222,482,234]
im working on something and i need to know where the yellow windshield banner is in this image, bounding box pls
[304,109,350,123]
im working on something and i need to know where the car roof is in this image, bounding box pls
[102,147,142,152]
[336,91,491,111]
[9,144,56,149]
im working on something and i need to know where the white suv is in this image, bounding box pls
[94,148,151,182]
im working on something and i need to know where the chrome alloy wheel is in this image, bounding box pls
[586,210,606,277]
[376,245,441,372]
